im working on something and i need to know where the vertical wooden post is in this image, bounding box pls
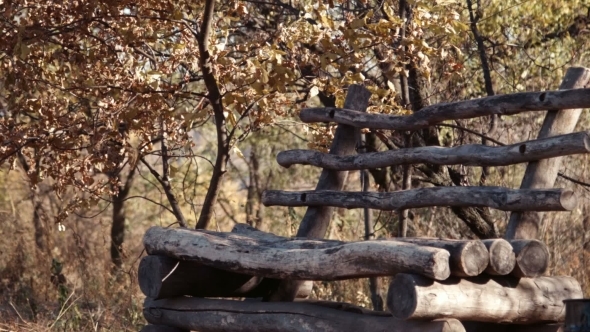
[267,85,371,301]
[505,67,590,240]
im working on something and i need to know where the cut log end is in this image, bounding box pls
[458,241,489,277]
[138,255,169,298]
[387,273,423,319]
[482,239,516,276]
[560,190,577,211]
[433,250,452,280]
[510,239,550,278]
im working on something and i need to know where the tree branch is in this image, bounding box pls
[140,158,188,227]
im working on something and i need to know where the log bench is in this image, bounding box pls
[138,74,590,331]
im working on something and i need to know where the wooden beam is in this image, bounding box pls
[262,187,577,212]
[510,239,549,278]
[277,131,590,169]
[387,274,582,323]
[299,87,590,130]
[506,66,590,239]
[389,238,488,277]
[143,226,451,280]
[481,239,515,276]
[143,297,467,332]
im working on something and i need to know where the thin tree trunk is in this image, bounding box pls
[246,149,263,228]
[18,152,50,254]
[466,0,497,188]
[196,0,229,230]
[398,132,412,238]
[110,167,136,269]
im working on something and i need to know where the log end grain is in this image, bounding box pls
[510,239,550,278]
[458,241,489,277]
[387,273,429,319]
[430,249,452,281]
[559,190,578,211]
[138,255,171,298]
[482,239,516,276]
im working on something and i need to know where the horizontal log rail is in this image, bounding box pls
[387,274,582,323]
[262,187,577,212]
[144,297,466,332]
[277,131,590,169]
[144,226,451,280]
[300,88,590,130]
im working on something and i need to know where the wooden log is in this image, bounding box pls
[144,226,451,280]
[144,297,466,332]
[462,322,563,332]
[140,325,189,332]
[389,238,488,277]
[277,131,590,169]
[506,66,590,240]
[262,187,577,212]
[268,84,371,302]
[299,87,590,130]
[387,274,582,323]
[510,239,550,278]
[138,224,312,299]
[481,239,515,276]
[138,255,313,299]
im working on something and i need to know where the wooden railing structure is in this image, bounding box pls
[139,67,590,332]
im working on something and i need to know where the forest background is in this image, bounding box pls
[1,0,590,330]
